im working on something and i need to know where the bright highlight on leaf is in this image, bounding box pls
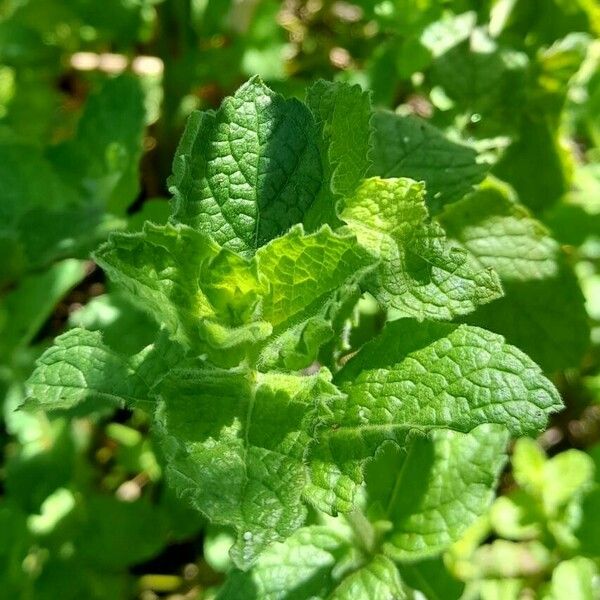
[341,177,503,320]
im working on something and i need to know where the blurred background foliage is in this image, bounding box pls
[1,0,600,598]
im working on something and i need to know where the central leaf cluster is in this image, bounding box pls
[25,78,562,574]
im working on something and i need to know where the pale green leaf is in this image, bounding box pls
[256,225,375,327]
[548,558,597,600]
[94,222,271,364]
[542,450,594,516]
[255,224,376,369]
[503,440,593,535]
[512,437,547,493]
[468,540,552,580]
[489,493,543,541]
[340,177,502,320]
[95,222,373,369]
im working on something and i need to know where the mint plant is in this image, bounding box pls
[24,77,565,596]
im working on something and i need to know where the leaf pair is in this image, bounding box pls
[26,318,561,566]
[168,77,504,322]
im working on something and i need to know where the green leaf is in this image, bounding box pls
[489,492,544,541]
[494,115,570,213]
[169,76,323,254]
[0,500,33,595]
[548,558,597,600]
[68,289,158,355]
[439,183,560,282]
[303,80,372,229]
[155,366,343,567]
[340,177,502,320]
[328,555,406,600]
[25,328,183,413]
[257,226,373,326]
[0,259,86,359]
[0,142,100,284]
[468,539,552,580]
[365,425,508,560]
[308,319,561,514]
[0,77,144,283]
[48,75,146,214]
[218,525,353,599]
[544,453,594,517]
[95,222,373,369]
[577,445,600,556]
[369,111,489,212]
[75,495,169,570]
[512,437,547,493]
[463,272,589,373]
[577,487,600,557]
[0,142,77,232]
[534,447,593,517]
[440,183,590,371]
[255,225,376,369]
[5,421,75,514]
[429,31,529,139]
[535,33,590,118]
[399,557,464,600]
[218,523,406,600]
[95,222,271,364]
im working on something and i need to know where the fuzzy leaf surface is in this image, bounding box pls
[340,177,502,320]
[155,367,343,568]
[254,225,376,369]
[308,319,561,513]
[94,222,271,365]
[169,77,322,254]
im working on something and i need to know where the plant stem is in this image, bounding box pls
[346,509,376,555]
